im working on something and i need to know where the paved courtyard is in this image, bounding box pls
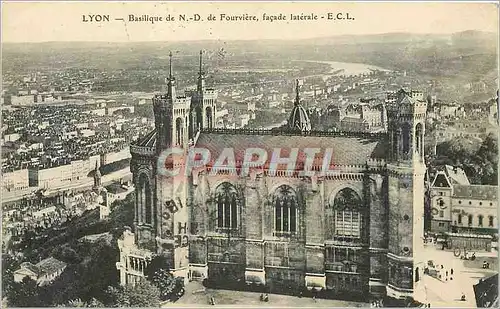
[163,243,497,308]
[414,243,498,308]
[163,281,368,307]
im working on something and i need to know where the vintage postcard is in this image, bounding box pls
[1,1,499,308]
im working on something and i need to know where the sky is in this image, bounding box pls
[2,1,499,42]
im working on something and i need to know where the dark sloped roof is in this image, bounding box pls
[105,183,128,194]
[453,184,498,200]
[288,104,312,132]
[432,172,451,188]
[195,131,387,167]
[134,129,157,148]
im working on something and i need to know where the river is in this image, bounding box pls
[299,60,390,77]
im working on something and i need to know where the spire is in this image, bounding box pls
[197,50,205,93]
[288,79,311,133]
[169,51,173,80]
[94,161,100,175]
[199,50,203,76]
[167,51,176,100]
[294,79,301,106]
[93,161,101,189]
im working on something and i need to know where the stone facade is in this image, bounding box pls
[117,54,427,302]
[430,168,498,235]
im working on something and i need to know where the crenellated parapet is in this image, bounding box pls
[130,145,156,157]
[201,127,388,139]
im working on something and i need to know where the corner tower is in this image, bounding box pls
[189,50,217,140]
[385,89,427,301]
[152,51,191,283]
[153,52,190,151]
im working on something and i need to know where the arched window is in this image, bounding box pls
[392,130,398,158]
[191,106,203,136]
[273,185,298,235]
[331,188,363,238]
[468,215,473,225]
[402,123,411,154]
[175,117,183,146]
[489,216,494,227]
[458,214,462,224]
[215,182,238,229]
[189,111,195,140]
[415,123,423,155]
[139,174,152,224]
[478,215,484,227]
[196,106,203,130]
[205,106,213,129]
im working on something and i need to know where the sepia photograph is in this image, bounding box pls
[1,1,499,308]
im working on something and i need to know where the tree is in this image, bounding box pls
[44,238,119,306]
[58,298,104,307]
[474,133,498,185]
[105,280,160,307]
[144,254,184,301]
[2,253,21,296]
[7,277,46,307]
[435,134,498,185]
[144,254,171,280]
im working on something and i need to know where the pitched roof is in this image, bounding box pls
[452,184,498,200]
[195,130,387,167]
[15,262,41,277]
[444,165,470,185]
[431,172,452,188]
[36,257,67,275]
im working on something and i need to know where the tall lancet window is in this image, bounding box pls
[175,117,183,146]
[206,107,213,129]
[273,185,298,235]
[402,123,411,155]
[392,130,398,158]
[215,182,238,229]
[415,123,423,155]
[332,188,362,239]
[139,174,152,225]
[196,106,203,131]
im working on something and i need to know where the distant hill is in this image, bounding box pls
[3,30,497,80]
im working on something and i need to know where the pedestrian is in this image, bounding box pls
[451,268,454,275]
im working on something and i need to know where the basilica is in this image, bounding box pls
[116,51,428,301]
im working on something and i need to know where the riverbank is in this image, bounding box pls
[298,60,390,76]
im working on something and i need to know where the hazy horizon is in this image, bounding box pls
[2,2,498,43]
[1,29,498,45]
